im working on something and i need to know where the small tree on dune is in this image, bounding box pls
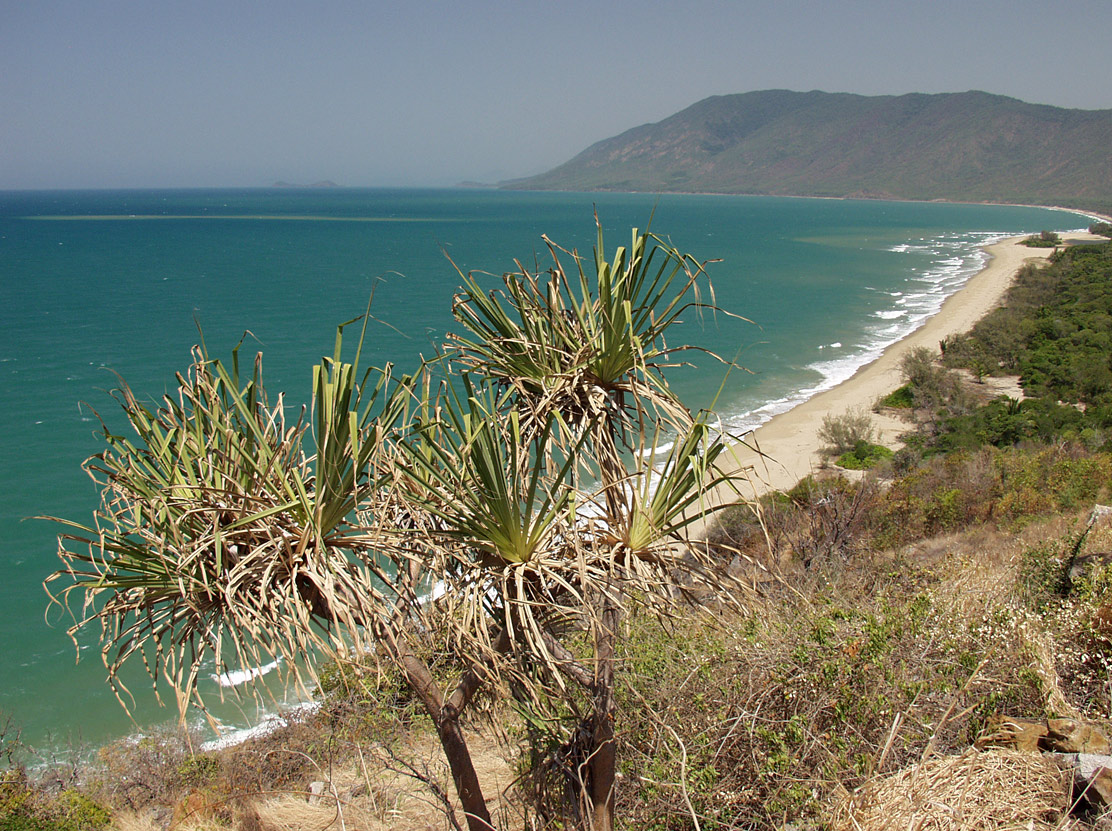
[45,218,750,831]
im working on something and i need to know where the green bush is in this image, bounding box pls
[0,772,42,831]
[176,754,219,789]
[0,776,109,831]
[1021,230,1061,248]
[899,346,974,417]
[878,384,914,409]
[55,792,110,831]
[837,440,893,470]
[317,655,418,714]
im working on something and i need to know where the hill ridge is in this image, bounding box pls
[504,90,1112,212]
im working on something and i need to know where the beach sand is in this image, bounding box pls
[691,231,1105,535]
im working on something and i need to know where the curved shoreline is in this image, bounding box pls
[695,230,1105,522]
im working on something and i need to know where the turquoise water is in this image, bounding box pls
[0,188,1083,753]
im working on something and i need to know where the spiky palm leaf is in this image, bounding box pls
[372,367,745,712]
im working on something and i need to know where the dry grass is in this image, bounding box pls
[100,729,518,831]
[613,514,1112,829]
[831,748,1074,831]
[18,512,1112,830]
[107,812,161,831]
[247,797,378,831]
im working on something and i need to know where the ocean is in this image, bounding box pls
[0,187,1084,754]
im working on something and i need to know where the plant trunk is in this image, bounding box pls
[586,601,619,831]
[435,713,495,831]
[583,413,624,831]
[378,623,498,831]
[303,580,496,829]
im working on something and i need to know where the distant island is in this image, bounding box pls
[504,90,1112,214]
[272,180,341,189]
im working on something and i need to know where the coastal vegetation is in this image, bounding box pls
[818,410,893,470]
[818,409,878,457]
[15,454,1112,829]
[504,90,1112,214]
[12,226,1112,829]
[934,240,1112,453]
[1021,231,1063,248]
[702,236,1112,585]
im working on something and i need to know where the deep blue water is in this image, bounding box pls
[0,187,1084,753]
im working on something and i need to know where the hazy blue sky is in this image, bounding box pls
[3,0,1110,190]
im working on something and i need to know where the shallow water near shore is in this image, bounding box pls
[0,188,1083,754]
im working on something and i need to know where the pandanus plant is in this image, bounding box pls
[44,316,413,714]
[44,323,515,829]
[390,384,741,830]
[429,219,748,829]
[47,219,751,831]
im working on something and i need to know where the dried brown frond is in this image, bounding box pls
[831,748,1072,831]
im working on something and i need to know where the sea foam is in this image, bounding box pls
[719,231,1005,436]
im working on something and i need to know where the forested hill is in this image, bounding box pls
[504,90,1112,212]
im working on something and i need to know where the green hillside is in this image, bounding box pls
[505,90,1112,212]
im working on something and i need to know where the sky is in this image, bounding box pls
[3,0,1111,190]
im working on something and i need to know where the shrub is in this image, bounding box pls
[819,409,877,456]
[0,771,40,831]
[175,754,219,790]
[615,551,1049,829]
[899,346,974,416]
[1017,538,1071,612]
[55,791,110,831]
[900,346,938,390]
[785,476,883,569]
[0,775,110,831]
[877,384,914,409]
[1021,231,1061,248]
[837,440,894,470]
[315,654,427,742]
[92,728,192,810]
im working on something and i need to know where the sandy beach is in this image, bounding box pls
[696,230,1106,525]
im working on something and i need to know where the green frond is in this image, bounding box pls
[44,315,419,717]
[623,417,741,554]
[394,377,582,566]
[448,221,716,419]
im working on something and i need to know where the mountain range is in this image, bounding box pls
[504,90,1112,212]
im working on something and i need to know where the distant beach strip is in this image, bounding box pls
[691,230,1106,533]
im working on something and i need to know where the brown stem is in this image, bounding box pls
[586,601,619,831]
[298,576,502,831]
[446,627,512,712]
[376,621,497,831]
[539,631,596,691]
